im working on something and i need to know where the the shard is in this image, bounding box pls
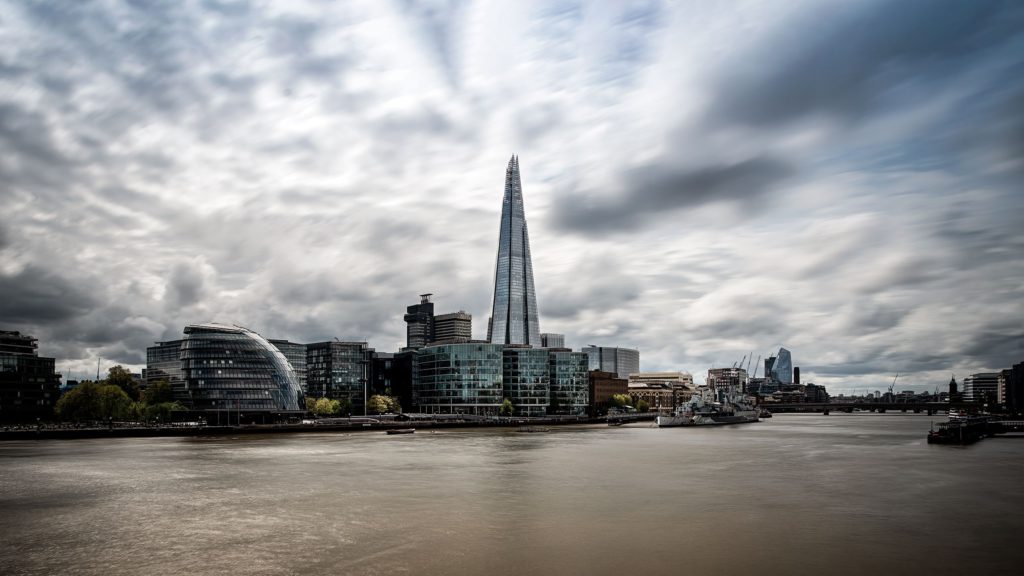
[487,155,541,346]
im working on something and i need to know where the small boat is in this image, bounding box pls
[758,409,772,419]
[386,428,415,435]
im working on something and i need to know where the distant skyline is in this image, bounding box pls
[1,1,1022,394]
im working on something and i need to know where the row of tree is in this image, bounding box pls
[54,367,184,422]
[304,395,403,417]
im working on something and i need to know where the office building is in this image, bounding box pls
[501,347,550,417]
[547,349,589,415]
[487,155,542,346]
[998,369,1011,405]
[306,341,373,414]
[180,323,305,415]
[588,370,628,416]
[0,330,61,422]
[764,347,793,384]
[433,311,472,343]
[269,339,307,394]
[962,372,998,405]
[145,339,186,403]
[404,294,435,349]
[707,368,748,394]
[1005,361,1024,413]
[541,333,565,348]
[371,350,415,412]
[414,342,504,415]
[581,346,640,380]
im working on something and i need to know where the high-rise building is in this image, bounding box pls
[145,339,186,404]
[581,346,640,380]
[1006,361,1024,413]
[487,155,541,346]
[180,323,305,415]
[306,341,373,414]
[433,312,472,343]
[998,369,1011,406]
[404,294,435,349]
[0,330,61,422]
[540,333,565,348]
[773,348,793,384]
[962,372,998,405]
[269,339,307,394]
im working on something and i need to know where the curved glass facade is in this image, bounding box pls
[414,343,503,415]
[502,347,549,417]
[181,324,305,412]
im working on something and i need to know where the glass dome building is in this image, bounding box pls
[181,323,305,413]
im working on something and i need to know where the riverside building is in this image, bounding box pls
[0,330,61,423]
[548,349,589,415]
[145,339,186,403]
[414,342,504,415]
[305,341,373,414]
[269,339,307,394]
[180,323,305,416]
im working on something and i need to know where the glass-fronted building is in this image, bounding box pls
[540,333,565,348]
[180,324,304,413]
[414,343,503,415]
[305,341,372,414]
[502,347,550,417]
[548,350,589,415]
[145,339,186,404]
[269,339,307,394]
[488,155,542,346]
[0,331,61,423]
[581,346,640,380]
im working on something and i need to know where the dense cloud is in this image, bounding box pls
[0,0,1022,393]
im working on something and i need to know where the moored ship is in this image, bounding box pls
[657,387,759,427]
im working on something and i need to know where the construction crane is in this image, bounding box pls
[745,352,753,374]
[751,354,761,378]
[888,373,899,400]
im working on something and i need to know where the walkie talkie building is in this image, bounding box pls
[487,155,541,346]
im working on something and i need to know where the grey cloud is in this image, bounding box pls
[709,0,1024,127]
[396,0,467,86]
[165,262,208,309]
[551,156,793,235]
[0,266,98,324]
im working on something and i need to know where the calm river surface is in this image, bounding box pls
[2,414,1022,575]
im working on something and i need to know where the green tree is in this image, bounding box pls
[106,365,140,401]
[636,399,650,413]
[387,396,402,413]
[609,394,633,408]
[55,382,132,421]
[143,380,174,404]
[499,398,514,416]
[367,395,390,414]
[311,397,343,416]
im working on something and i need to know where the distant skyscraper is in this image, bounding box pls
[404,294,435,349]
[581,346,640,380]
[774,348,793,384]
[488,155,541,346]
[433,311,472,343]
[541,333,565,348]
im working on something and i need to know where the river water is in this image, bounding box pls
[1,414,1022,575]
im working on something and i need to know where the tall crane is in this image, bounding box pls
[888,373,899,400]
[751,354,762,378]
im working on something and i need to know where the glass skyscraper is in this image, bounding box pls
[488,155,541,346]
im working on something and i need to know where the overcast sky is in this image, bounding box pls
[2,0,1022,394]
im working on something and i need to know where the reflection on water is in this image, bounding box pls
[2,414,1023,575]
